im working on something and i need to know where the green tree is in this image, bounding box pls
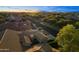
[75,21,79,28]
[56,24,79,52]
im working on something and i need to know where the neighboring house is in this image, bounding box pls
[6,14,32,31]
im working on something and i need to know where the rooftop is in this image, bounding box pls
[0,29,22,51]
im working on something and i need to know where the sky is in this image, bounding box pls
[0,6,79,12]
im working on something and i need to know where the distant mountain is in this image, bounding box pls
[0,9,40,13]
